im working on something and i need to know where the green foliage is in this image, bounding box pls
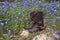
[0,0,60,40]
[44,0,51,2]
[3,34,11,40]
[56,21,60,30]
[0,0,22,2]
[0,0,4,2]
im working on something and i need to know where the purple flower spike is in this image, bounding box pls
[56,17,60,21]
[0,23,5,28]
[4,1,9,5]
[8,30,11,36]
[35,37,38,40]
[55,31,60,35]
[4,19,9,24]
[0,2,4,5]
[4,8,7,14]
[20,2,24,6]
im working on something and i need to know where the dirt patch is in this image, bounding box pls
[10,26,57,40]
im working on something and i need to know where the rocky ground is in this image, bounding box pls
[10,25,59,40]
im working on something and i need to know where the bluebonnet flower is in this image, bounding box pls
[53,12,59,16]
[3,8,7,14]
[14,16,18,19]
[38,1,43,7]
[0,2,4,6]
[4,19,9,24]
[30,9,34,13]
[9,3,16,8]
[55,31,60,35]
[8,30,11,36]
[55,5,60,10]
[4,1,9,6]
[32,0,39,5]
[49,2,56,8]
[43,2,49,7]
[2,5,5,9]
[0,22,5,28]
[19,2,24,6]
[35,37,38,40]
[24,1,32,7]
[56,17,60,21]
[26,14,30,16]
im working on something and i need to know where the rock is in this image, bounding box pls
[32,36,39,40]
[32,34,48,40]
[32,27,57,40]
[20,29,29,38]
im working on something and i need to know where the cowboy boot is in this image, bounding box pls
[24,21,36,30]
[28,24,39,33]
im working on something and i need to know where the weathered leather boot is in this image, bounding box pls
[24,11,45,33]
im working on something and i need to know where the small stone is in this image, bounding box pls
[32,34,47,40]
[53,33,59,39]
[20,30,29,38]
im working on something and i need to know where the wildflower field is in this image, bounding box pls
[0,0,60,40]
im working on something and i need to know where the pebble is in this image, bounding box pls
[20,29,29,38]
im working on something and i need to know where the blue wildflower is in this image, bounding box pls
[53,12,59,16]
[2,5,5,9]
[20,2,24,6]
[8,30,11,36]
[4,1,9,5]
[0,23,5,28]
[49,7,55,13]
[49,2,56,6]
[32,0,39,5]
[0,2,4,6]
[56,17,60,21]
[38,1,43,7]
[35,37,38,40]
[24,1,32,7]
[55,31,60,35]
[4,19,9,24]
[43,2,49,7]
[14,16,17,19]
[55,5,60,10]
[10,3,16,8]
[4,8,7,14]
